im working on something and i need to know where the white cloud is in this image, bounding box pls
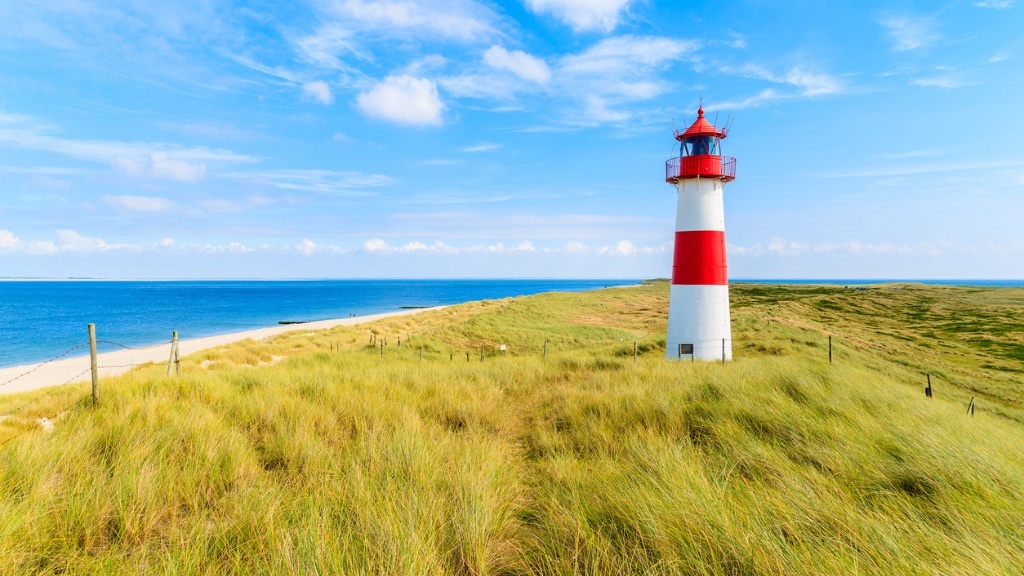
[564,241,590,252]
[364,237,391,252]
[881,16,938,51]
[974,0,1013,8]
[295,239,351,255]
[0,229,139,254]
[102,195,176,213]
[598,240,637,255]
[157,238,176,247]
[461,142,501,153]
[729,238,945,257]
[483,46,551,84]
[356,75,444,126]
[302,80,335,105]
[510,241,536,253]
[398,240,459,253]
[526,0,634,32]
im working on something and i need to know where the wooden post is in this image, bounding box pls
[480,345,485,362]
[380,343,384,357]
[633,341,638,363]
[167,331,178,376]
[88,324,98,406]
[174,341,181,375]
[466,352,470,362]
[968,397,975,416]
[543,340,548,359]
[398,337,401,348]
[829,335,833,364]
[926,374,932,398]
[450,353,453,361]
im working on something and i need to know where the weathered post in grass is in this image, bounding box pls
[480,345,485,362]
[543,340,548,359]
[450,353,453,361]
[167,331,178,376]
[466,352,470,362]
[398,337,401,348]
[968,397,975,416]
[926,374,933,398]
[829,335,833,364]
[88,323,98,406]
[634,341,638,363]
[380,343,384,357]
[174,340,181,375]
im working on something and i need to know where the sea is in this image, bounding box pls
[0,279,639,369]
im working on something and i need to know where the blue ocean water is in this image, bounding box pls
[0,279,638,369]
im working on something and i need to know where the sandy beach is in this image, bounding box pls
[0,307,444,395]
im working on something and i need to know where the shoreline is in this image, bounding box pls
[0,306,446,396]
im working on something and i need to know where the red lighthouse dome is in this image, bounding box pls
[666,106,736,183]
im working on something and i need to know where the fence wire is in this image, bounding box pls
[0,343,89,389]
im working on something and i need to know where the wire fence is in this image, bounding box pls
[0,326,177,446]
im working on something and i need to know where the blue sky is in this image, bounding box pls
[1,0,1022,279]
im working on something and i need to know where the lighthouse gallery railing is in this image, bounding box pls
[665,156,736,183]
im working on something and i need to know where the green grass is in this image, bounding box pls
[1,282,1023,574]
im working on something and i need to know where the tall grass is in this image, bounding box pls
[0,282,1022,574]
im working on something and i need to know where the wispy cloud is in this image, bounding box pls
[0,228,139,255]
[974,0,1013,8]
[102,195,177,213]
[460,142,501,153]
[226,169,391,195]
[0,108,255,182]
[880,16,938,51]
[911,75,971,89]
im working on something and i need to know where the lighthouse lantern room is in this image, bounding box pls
[664,106,736,361]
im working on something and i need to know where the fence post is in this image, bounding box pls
[926,374,932,398]
[968,397,975,416]
[480,345,485,362]
[167,331,178,376]
[174,340,181,375]
[829,335,833,364]
[466,352,470,362]
[543,340,547,359]
[634,341,638,363]
[88,323,98,406]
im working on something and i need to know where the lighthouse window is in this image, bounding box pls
[682,136,719,156]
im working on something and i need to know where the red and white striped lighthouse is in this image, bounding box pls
[664,106,736,361]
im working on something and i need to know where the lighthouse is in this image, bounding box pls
[664,106,736,361]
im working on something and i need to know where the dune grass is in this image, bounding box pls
[0,281,1023,574]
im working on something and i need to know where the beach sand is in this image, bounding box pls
[0,307,445,395]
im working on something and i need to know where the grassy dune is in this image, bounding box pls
[1,282,1023,574]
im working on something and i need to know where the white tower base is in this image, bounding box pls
[665,284,733,361]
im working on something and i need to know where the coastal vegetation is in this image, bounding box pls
[1,282,1023,574]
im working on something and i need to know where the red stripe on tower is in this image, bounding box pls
[671,230,727,285]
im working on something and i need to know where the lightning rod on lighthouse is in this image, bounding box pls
[664,105,736,361]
